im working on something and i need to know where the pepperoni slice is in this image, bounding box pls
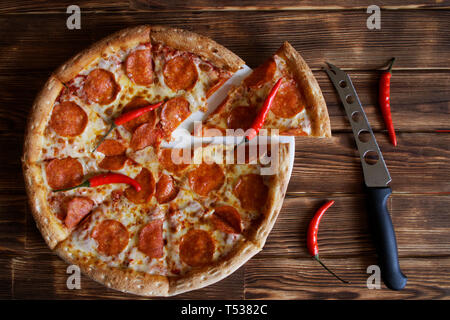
[211,206,242,234]
[64,197,94,228]
[130,123,163,151]
[188,163,225,196]
[244,58,276,89]
[227,106,257,131]
[91,219,129,256]
[179,229,214,267]
[46,158,83,190]
[160,97,191,137]
[121,97,158,133]
[50,101,88,137]
[98,155,128,170]
[96,139,126,156]
[125,168,155,204]
[83,68,119,105]
[155,174,179,204]
[159,148,191,174]
[163,55,198,91]
[270,80,305,118]
[138,220,164,258]
[234,174,268,211]
[125,49,153,86]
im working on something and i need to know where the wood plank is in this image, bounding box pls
[1,70,448,139]
[1,0,449,13]
[288,132,450,194]
[0,254,13,298]
[11,252,244,299]
[0,194,26,252]
[259,194,450,259]
[0,11,449,70]
[244,256,450,299]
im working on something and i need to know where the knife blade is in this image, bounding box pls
[325,62,407,290]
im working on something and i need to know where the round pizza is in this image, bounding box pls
[22,25,330,296]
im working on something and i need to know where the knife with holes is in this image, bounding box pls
[325,62,407,290]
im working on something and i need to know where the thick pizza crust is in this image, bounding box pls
[22,162,69,249]
[168,240,260,296]
[276,42,332,138]
[22,76,64,163]
[150,25,244,72]
[54,25,151,83]
[247,143,291,248]
[55,241,170,297]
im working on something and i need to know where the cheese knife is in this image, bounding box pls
[324,62,407,290]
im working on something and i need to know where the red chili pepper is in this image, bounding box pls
[93,102,163,152]
[379,58,397,147]
[307,200,348,283]
[236,78,282,148]
[54,173,141,192]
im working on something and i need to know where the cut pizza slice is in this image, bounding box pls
[161,142,291,295]
[52,25,244,145]
[194,41,331,138]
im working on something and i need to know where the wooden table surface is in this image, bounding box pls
[0,1,449,300]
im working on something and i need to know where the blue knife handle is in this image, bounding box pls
[366,187,407,290]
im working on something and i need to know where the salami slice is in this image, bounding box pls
[96,139,126,156]
[188,163,225,196]
[158,148,191,174]
[130,123,163,151]
[227,106,257,131]
[49,101,88,137]
[125,168,155,204]
[46,158,83,190]
[234,174,268,211]
[98,155,128,171]
[121,97,158,133]
[138,220,164,258]
[244,58,276,89]
[179,229,215,267]
[83,68,119,105]
[270,80,305,118]
[211,206,242,234]
[155,174,179,204]
[163,55,198,91]
[125,49,153,86]
[64,197,94,228]
[91,219,129,256]
[160,97,191,137]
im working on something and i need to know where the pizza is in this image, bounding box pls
[22,25,330,296]
[194,42,331,138]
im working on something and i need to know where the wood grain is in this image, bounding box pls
[1,0,449,13]
[244,256,450,299]
[0,11,449,70]
[288,133,450,194]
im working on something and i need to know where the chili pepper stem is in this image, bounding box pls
[53,180,90,192]
[314,255,349,284]
[92,124,116,152]
[386,57,396,73]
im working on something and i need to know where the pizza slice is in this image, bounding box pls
[194,42,331,138]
